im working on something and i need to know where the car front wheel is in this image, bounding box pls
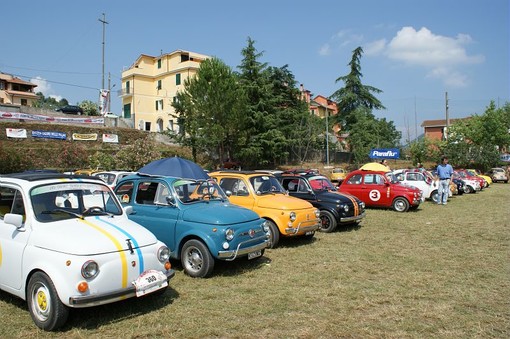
[27,272,69,331]
[430,190,439,203]
[181,239,214,278]
[265,220,280,249]
[392,197,410,212]
[319,210,337,233]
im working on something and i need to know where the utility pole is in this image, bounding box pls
[98,13,108,91]
[445,92,449,140]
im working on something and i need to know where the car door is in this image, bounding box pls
[116,180,179,251]
[218,177,256,210]
[0,185,29,290]
[361,173,388,207]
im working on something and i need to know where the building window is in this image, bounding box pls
[176,73,181,86]
[21,99,27,106]
[125,81,130,94]
[169,120,174,131]
[123,103,131,118]
[157,80,162,90]
[157,59,162,69]
[0,80,5,90]
[181,54,189,62]
[173,96,178,104]
[156,99,164,110]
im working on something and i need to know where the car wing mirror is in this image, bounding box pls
[4,213,25,231]
[165,195,176,206]
[225,190,232,197]
[123,205,134,215]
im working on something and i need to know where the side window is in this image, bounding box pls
[155,183,171,204]
[218,178,248,197]
[375,174,385,184]
[116,181,134,204]
[346,174,363,185]
[407,173,417,181]
[284,179,299,192]
[364,174,376,184]
[136,181,159,205]
[297,179,308,193]
[0,187,25,220]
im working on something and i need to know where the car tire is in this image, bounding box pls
[392,197,410,212]
[265,220,280,249]
[319,210,337,233]
[464,185,473,194]
[181,239,215,278]
[27,272,69,331]
[430,190,439,203]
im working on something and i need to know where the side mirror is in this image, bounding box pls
[4,213,25,231]
[165,195,176,206]
[123,205,134,215]
[225,190,232,197]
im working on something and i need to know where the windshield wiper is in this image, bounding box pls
[41,209,83,219]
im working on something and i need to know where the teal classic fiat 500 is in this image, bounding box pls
[114,174,269,278]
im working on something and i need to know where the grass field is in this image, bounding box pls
[1,183,509,338]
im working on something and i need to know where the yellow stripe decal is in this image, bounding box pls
[78,219,128,288]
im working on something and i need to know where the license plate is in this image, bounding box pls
[248,250,262,260]
[132,270,168,297]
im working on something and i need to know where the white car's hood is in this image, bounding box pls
[31,216,159,255]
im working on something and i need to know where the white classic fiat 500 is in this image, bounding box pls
[0,172,175,330]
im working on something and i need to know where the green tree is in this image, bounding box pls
[236,37,280,168]
[79,100,100,116]
[330,47,385,131]
[171,57,245,167]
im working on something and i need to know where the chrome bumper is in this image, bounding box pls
[69,269,175,306]
[284,219,320,235]
[217,236,269,261]
[339,211,366,224]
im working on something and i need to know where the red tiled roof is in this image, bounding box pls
[421,117,470,127]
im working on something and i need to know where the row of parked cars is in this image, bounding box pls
[0,162,506,330]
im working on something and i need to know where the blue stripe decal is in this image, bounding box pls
[94,216,145,273]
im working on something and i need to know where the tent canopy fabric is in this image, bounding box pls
[359,162,390,172]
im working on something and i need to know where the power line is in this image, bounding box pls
[0,64,101,75]
[9,72,99,91]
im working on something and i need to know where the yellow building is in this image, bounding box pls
[0,72,38,107]
[120,50,209,133]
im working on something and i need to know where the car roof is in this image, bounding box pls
[210,170,275,176]
[0,172,102,182]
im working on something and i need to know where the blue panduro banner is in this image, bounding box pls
[32,130,67,140]
[369,148,400,159]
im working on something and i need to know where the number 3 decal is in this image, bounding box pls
[369,189,381,201]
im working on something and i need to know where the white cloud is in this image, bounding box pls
[385,27,484,66]
[319,43,331,56]
[31,76,63,100]
[367,26,485,88]
[364,39,387,56]
[30,76,51,95]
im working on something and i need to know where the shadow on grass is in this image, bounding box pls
[62,287,179,331]
[0,284,179,332]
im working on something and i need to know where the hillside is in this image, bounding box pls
[0,120,187,173]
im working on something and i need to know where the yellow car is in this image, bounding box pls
[329,167,348,186]
[210,171,320,248]
[467,169,492,187]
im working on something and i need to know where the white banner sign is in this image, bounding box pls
[6,128,28,138]
[102,133,119,143]
[0,111,104,124]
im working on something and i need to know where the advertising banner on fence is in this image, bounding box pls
[72,133,98,141]
[500,154,510,162]
[6,128,27,138]
[102,133,119,143]
[32,130,67,140]
[369,148,400,159]
[0,111,104,124]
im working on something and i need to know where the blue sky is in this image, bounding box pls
[1,0,508,141]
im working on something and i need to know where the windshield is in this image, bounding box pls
[249,175,285,195]
[173,179,227,203]
[31,182,122,222]
[308,176,336,191]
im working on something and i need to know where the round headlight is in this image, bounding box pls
[81,260,99,279]
[262,220,269,233]
[158,246,171,262]
[289,212,296,222]
[314,209,320,218]
[343,204,350,212]
[225,228,234,241]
